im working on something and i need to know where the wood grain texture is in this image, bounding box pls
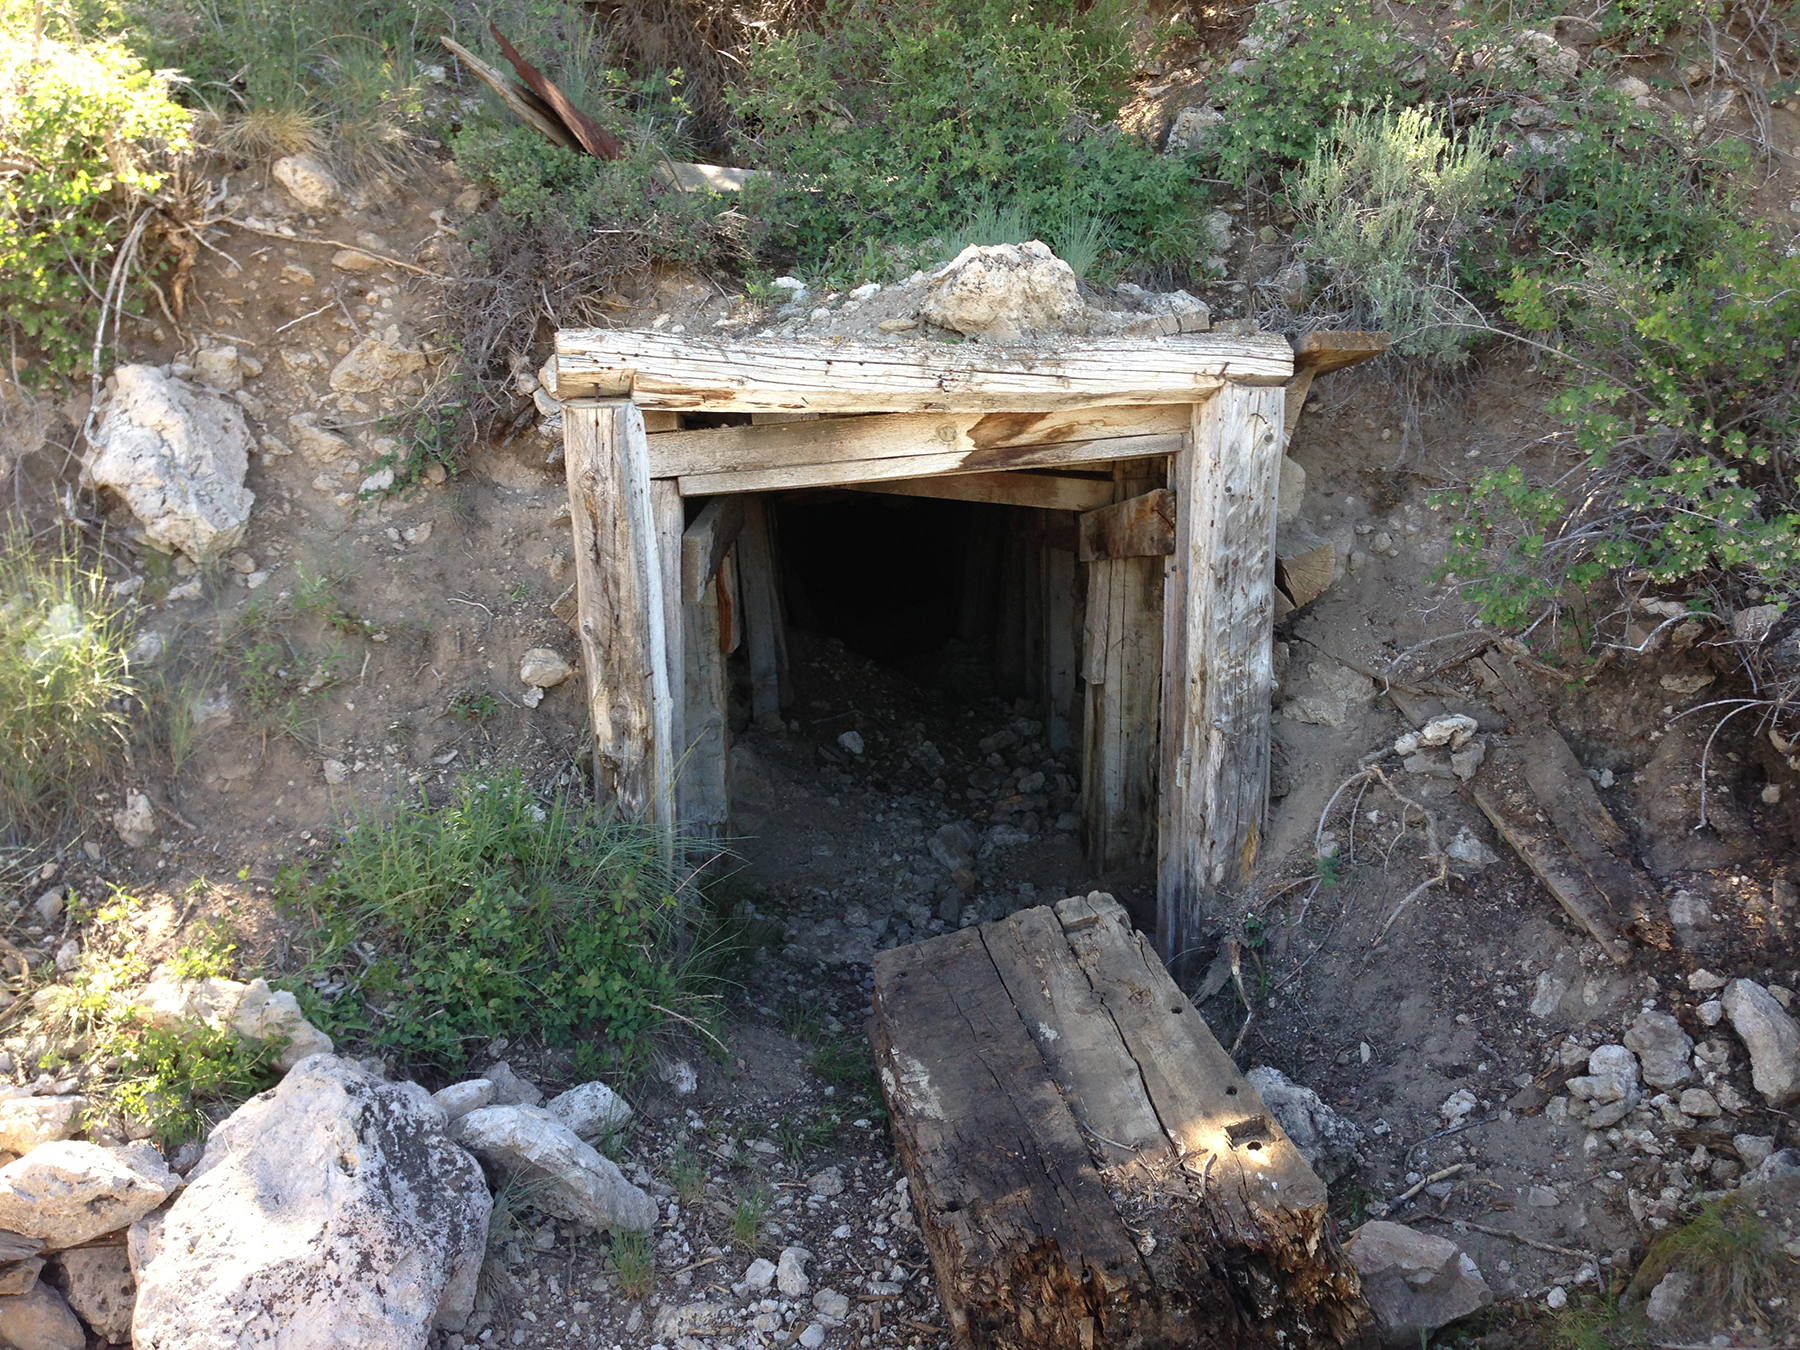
[563,402,675,832]
[846,471,1115,512]
[680,496,745,603]
[871,893,1371,1350]
[738,498,784,720]
[678,565,729,840]
[1080,555,1162,870]
[555,330,1294,410]
[1290,330,1390,374]
[649,405,1188,477]
[1078,489,1176,562]
[1158,386,1284,966]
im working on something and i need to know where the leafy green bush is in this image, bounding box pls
[288,772,712,1073]
[0,531,136,835]
[0,9,189,376]
[1293,107,1495,362]
[731,0,1205,272]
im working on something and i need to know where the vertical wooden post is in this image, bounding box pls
[677,496,744,843]
[738,496,785,722]
[1041,534,1078,755]
[563,401,676,840]
[653,480,685,779]
[1157,385,1284,969]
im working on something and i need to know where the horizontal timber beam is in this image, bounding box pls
[555,330,1293,411]
[1079,488,1175,561]
[846,471,1115,512]
[676,432,1187,497]
[647,404,1188,479]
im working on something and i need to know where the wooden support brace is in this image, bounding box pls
[1078,488,1176,561]
[1158,385,1284,967]
[738,497,785,721]
[846,470,1115,512]
[562,401,676,838]
[680,496,745,603]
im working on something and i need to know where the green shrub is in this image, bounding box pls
[0,10,189,376]
[287,772,713,1073]
[730,0,1205,273]
[1293,106,1495,362]
[0,531,136,836]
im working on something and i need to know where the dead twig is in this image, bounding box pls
[1390,1163,1468,1205]
[1414,1214,1590,1258]
[223,219,445,278]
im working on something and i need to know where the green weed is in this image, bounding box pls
[609,1228,655,1299]
[284,771,717,1073]
[0,531,136,836]
[669,1143,707,1206]
[729,1181,771,1249]
[1630,1197,1773,1322]
[449,690,499,723]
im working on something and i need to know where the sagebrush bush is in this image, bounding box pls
[0,9,189,376]
[0,532,137,836]
[1293,107,1494,363]
[287,772,717,1073]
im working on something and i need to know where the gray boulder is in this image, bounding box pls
[1624,1010,1693,1088]
[544,1081,631,1139]
[0,1097,83,1154]
[132,1055,491,1349]
[81,365,255,563]
[49,1246,134,1342]
[1346,1221,1492,1347]
[1244,1065,1363,1184]
[920,243,1085,343]
[483,1061,543,1107]
[455,1104,654,1233]
[1722,979,1800,1104]
[0,1280,85,1350]
[0,1143,177,1249]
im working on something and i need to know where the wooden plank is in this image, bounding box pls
[562,402,675,833]
[1042,543,1079,755]
[717,551,740,654]
[643,410,682,434]
[1291,330,1390,374]
[555,330,1295,409]
[871,895,1372,1350]
[749,411,819,423]
[846,471,1114,512]
[870,928,1149,1350]
[1275,527,1336,610]
[1078,489,1175,562]
[1080,556,1162,869]
[678,569,729,840]
[441,38,577,151]
[653,480,684,784]
[679,433,1183,497]
[1158,387,1284,967]
[649,405,1188,478]
[680,496,745,603]
[739,498,784,721]
[1282,368,1315,444]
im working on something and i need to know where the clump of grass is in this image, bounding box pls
[669,1142,707,1206]
[0,531,136,836]
[729,1181,771,1249]
[1628,1197,1773,1323]
[285,771,718,1073]
[609,1228,655,1299]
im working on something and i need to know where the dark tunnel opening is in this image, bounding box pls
[775,494,1010,676]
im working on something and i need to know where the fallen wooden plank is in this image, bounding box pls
[871,893,1370,1350]
[1078,488,1175,561]
[845,471,1114,512]
[680,496,745,604]
[648,404,1189,479]
[677,431,1186,497]
[555,331,1295,409]
[489,25,623,160]
[655,162,767,193]
[442,38,576,151]
[1291,330,1391,374]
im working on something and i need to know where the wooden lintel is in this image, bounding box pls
[648,404,1188,480]
[555,330,1294,410]
[679,431,1186,497]
[1291,330,1391,374]
[1078,489,1175,562]
[680,496,744,603]
[845,471,1114,512]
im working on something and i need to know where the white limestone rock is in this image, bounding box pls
[431,1080,493,1122]
[1624,1010,1693,1088]
[1245,1065,1363,1184]
[82,365,255,563]
[454,1105,655,1233]
[1346,1221,1492,1347]
[919,242,1085,343]
[0,1097,84,1155]
[329,336,426,395]
[0,1280,85,1350]
[0,1143,178,1249]
[518,648,575,689]
[544,1081,631,1139]
[112,792,156,848]
[132,1055,490,1348]
[776,1245,811,1297]
[50,1245,135,1342]
[271,154,341,211]
[230,978,335,1070]
[1722,979,1800,1104]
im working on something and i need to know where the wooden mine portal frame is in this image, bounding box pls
[554,328,1384,964]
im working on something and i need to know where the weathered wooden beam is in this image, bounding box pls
[555,330,1295,410]
[642,410,682,434]
[648,405,1187,479]
[442,38,577,151]
[1078,488,1175,562]
[1291,329,1391,374]
[678,432,1185,497]
[678,557,730,842]
[738,498,785,721]
[871,892,1370,1350]
[1158,385,1284,967]
[562,401,675,835]
[845,471,1114,512]
[680,496,745,603]
[652,480,684,785]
